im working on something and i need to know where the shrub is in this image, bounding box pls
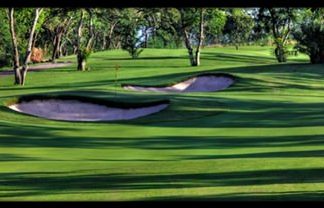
[30,47,44,63]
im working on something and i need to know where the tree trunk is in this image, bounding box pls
[14,67,22,85]
[102,32,106,50]
[76,10,85,70]
[86,10,94,50]
[77,53,86,71]
[77,10,84,48]
[180,8,205,67]
[19,8,42,85]
[106,22,117,50]
[180,8,196,66]
[275,46,286,63]
[310,50,324,64]
[8,8,21,85]
[112,38,121,49]
[13,8,43,86]
[52,16,73,61]
[51,35,57,61]
[20,65,28,86]
[56,35,62,59]
[73,46,78,55]
[76,10,88,71]
[320,50,324,63]
[52,33,63,62]
[32,31,38,49]
[59,41,63,57]
[60,39,67,56]
[275,46,287,63]
[183,29,196,66]
[269,8,289,63]
[194,8,205,67]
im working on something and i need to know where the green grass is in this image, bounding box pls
[1,45,324,200]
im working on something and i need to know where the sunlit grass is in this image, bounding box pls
[1,46,324,200]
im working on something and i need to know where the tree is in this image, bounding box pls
[89,9,118,51]
[0,9,12,67]
[257,8,296,62]
[43,9,74,62]
[293,8,324,64]
[8,8,44,85]
[117,8,145,59]
[223,9,254,50]
[75,9,95,71]
[177,8,204,66]
[161,8,226,66]
[142,8,183,49]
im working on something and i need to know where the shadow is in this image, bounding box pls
[202,51,309,64]
[132,95,324,128]
[3,88,324,128]
[180,149,324,160]
[0,63,75,77]
[1,61,318,133]
[101,56,188,61]
[1,120,324,149]
[145,190,324,201]
[202,52,278,64]
[2,168,324,199]
[0,153,43,161]
[1,51,324,201]
[1,70,206,91]
[2,61,322,95]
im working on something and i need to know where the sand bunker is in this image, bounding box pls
[8,99,169,121]
[123,74,234,93]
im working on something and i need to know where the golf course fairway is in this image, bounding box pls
[1,46,324,201]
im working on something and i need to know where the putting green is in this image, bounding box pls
[1,46,324,201]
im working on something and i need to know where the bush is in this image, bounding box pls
[30,47,44,63]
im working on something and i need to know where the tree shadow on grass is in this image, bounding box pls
[100,55,188,61]
[180,149,324,160]
[2,168,324,199]
[3,90,324,128]
[2,121,324,149]
[136,95,324,128]
[145,190,324,201]
[0,153,43,161]
[202,51,310,64]
[0,70,205,92]
[202,52,278,64]
[1,62,323,93]
[2,63,324,129]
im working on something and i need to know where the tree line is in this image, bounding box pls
[0,8,323,85]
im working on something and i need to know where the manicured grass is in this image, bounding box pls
[2,45,324,200]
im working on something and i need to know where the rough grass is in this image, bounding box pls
[1,46,324,200]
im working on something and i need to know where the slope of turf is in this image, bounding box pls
[1,46,324,200]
